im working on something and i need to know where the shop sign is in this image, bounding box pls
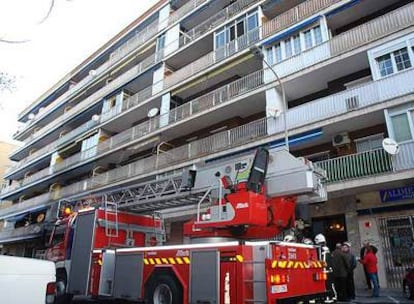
[380,185,414,203]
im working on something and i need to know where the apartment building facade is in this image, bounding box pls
[0,0,413,287]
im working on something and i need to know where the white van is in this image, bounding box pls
[0,255,56,304]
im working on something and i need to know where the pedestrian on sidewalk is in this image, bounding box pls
[332,243,351,301]
[359,245,379,297]
[360,240,378,290]
[342,241,356,300]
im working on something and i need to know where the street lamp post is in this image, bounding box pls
[250,46,289,151]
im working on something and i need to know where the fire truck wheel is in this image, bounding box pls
[55,270,73,304]
[145,273,183,304]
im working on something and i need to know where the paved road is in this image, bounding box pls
[72,288,414,303]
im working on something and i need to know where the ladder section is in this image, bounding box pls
[104,195,119,238]
[103,173,206,212]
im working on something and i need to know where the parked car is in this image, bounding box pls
[0,255,56,304]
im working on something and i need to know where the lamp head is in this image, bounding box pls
[250,46,264,60]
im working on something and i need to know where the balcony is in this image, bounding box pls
[315,141,414,184]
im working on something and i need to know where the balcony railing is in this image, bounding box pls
[315,141,414,184]
[168,0,210,26]
[6,2,414,189]
[3,117,414,219]
[0,223,44,242]
[6,120,98,177]
[316,149,393,183]
[393,141,414,171]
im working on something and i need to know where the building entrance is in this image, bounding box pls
[378,215,414,288]
[312,214,347,251]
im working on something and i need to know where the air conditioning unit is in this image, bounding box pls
[332,132,351,147]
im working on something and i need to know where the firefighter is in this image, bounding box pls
[314,233,336,303]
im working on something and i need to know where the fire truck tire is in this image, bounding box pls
[55,270,73,304]
[145,272,183,304]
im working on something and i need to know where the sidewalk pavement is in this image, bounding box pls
[338,288,414,304]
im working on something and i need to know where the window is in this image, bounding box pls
[376,47,413,77]
[391,113,413,142]
[236,20,245,38]
[156,34,165,52]
[274,43,282,63]
[377,54,393,77]
[266,43,282,65]
[314,25,323,44]
[394,48,411,71]
[247,12,258,31]
[355,134,384,153]
[304,29,313,49]
[268,24,324,61]
[215,30,226,49]
[293,34,301,54]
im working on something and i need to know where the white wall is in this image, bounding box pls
[158,4,170,31]
[153,64,165,95]
[160,93,171,127]
[164,24,180,57]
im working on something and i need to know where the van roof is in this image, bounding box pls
[0,256,55,275]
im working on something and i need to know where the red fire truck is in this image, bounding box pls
[46,147,328,303]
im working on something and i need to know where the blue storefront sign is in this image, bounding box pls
[380,185,414,203]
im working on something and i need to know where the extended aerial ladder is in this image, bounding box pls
[71,146,326,219]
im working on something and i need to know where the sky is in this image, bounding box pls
[0,0,158,144]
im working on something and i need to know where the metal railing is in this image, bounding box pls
[329,2,414,56]
[168,0,210,26]
[315,141,414,184]
[262,0,341,38]
[392,141,414,172]
[316,149,393,183]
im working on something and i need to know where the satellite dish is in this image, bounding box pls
[147,107,159,118]
[89,70,97,77]
[28,113,35,120]
[382,138,399,155]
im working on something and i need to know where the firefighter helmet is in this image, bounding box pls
[314,233,326,245]
[283,234,296,242]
